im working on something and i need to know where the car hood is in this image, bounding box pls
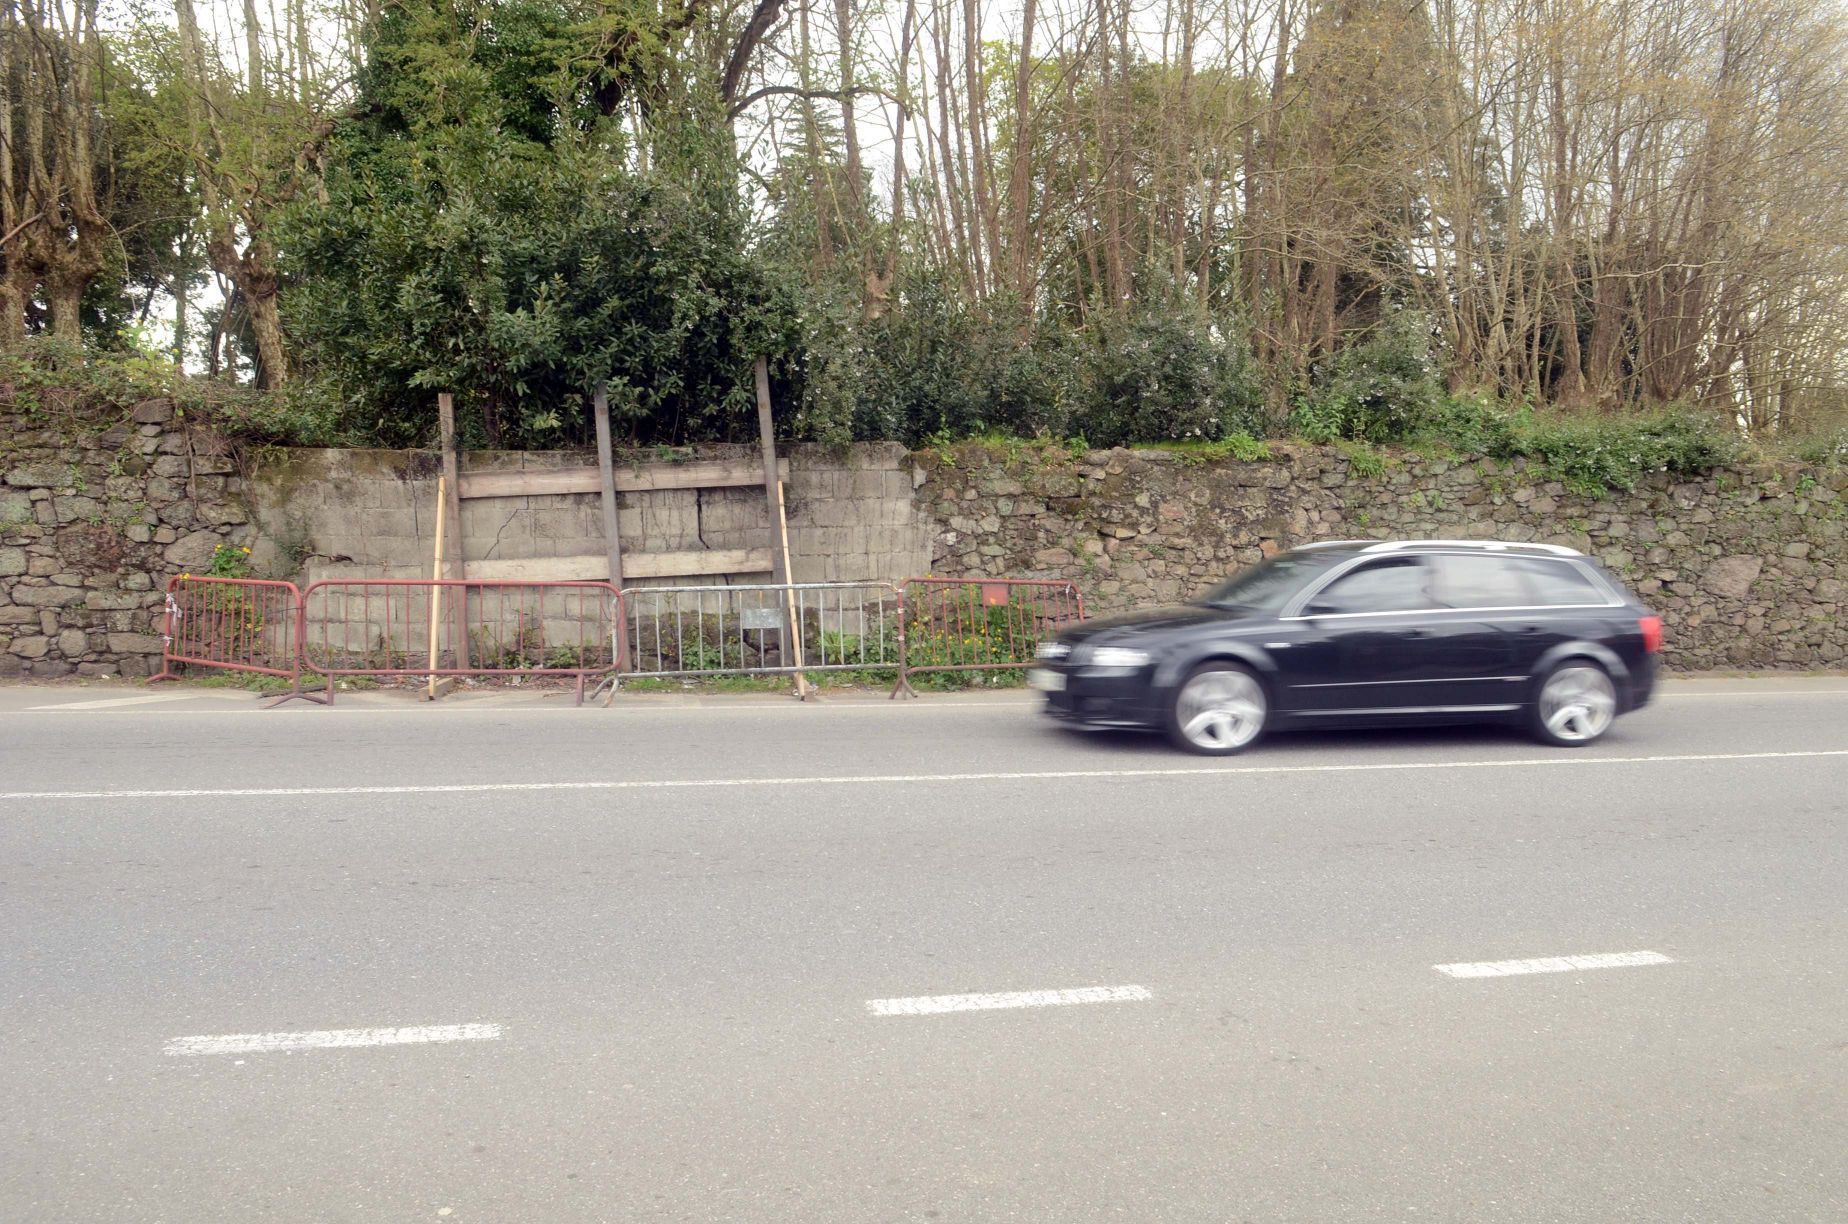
[1057,604,1235,645]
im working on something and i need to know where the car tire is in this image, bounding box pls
[1167,662,1269,756]
[1529,659,1618,747]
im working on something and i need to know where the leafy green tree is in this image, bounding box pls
[283,0,794,447]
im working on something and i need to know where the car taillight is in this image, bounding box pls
[1639,615,1663,653]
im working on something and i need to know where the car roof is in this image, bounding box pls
[1296,539,1582,559]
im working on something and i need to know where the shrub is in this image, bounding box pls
[1789,428,1848,466]
[1290,310,1444,443]
[1412,398,1738,494]
[1070,304,1265,447]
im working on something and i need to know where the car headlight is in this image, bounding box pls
[1088,646,1151,669]
[1035,641,1072,661]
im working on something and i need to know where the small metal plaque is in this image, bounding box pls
[981,583,1010,607]
[740,607,783,631]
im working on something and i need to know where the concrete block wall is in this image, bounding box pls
[247,443,935,590]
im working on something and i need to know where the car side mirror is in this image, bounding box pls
[1303,601,1337,617]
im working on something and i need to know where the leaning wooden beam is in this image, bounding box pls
[592,385,625,590]
[756,356,808,699]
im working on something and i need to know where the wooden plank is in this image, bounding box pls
[592,386,624,590]
[437,393,469,671]
[458,459,787,500]
[463,549,772,582]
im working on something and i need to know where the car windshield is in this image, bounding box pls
[1195,552,1341,613]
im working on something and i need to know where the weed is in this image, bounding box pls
[1336,440,1387,478]
[1137,432,1272,465]
[184,671,296,695]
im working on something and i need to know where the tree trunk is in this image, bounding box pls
[1006,0,1037,306]
[44,271,84,339]
[243,278,288,390]
[0,264,33,346]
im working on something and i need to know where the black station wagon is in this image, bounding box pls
[1029,540,1662,755]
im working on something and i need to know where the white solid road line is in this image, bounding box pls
[1435,951,1675,979]
[867,985,1153,1016]
[27,693,201,711]
[1,748,1844,803]
[163,1023,503,1056]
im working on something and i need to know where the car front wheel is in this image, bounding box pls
[1531,660,1617,747]
[1167,663,1269,756]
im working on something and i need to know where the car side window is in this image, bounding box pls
[1430,553,1531,609]
[1510,557,1610,606]
[1304,558,1435,615]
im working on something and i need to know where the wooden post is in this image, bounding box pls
[755,357,808,697]
[592,384,625,587]
[425,474,447,700]
[438,393,470,674]
[593,384,626,672]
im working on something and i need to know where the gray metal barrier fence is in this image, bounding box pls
[615,582,904,683]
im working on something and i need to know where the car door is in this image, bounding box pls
[1280,556,1449,713]
[1422,552,1533,707]
[1496,555,1625,677]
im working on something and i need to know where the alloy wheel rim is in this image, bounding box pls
[1540,665,1616,742]
[1177,671,1266,750]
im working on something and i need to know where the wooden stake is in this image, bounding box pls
[774,476,805,681]
[593,383,626,672]
[438,393,470,674]
[426,474,447,700]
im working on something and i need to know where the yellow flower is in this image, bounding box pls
[241,546,251,554]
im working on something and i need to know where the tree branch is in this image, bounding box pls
[728,83,906,121]
[720,0,788,106]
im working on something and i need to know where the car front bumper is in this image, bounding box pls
[1031,666,1165,729]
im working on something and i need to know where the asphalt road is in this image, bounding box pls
[1,678,1845,1222]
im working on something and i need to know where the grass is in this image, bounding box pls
[1133,432,1274,464]
[180,671,298,695]
[175,670,377,694]
[614,668,1028,694]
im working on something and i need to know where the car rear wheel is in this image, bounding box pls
[1531,661,1617,747]
[1168,663,1269,756]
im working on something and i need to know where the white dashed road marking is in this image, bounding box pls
[2,748,1844,803]
[867,985,1153,1016]
[163,1023,503,1056]
[1435,951,1675,978]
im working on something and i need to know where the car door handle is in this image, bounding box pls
[1403,628,1429,640]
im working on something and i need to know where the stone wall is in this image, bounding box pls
[1,399,253,678]
[5,396,1845,677]
[917,443,1848,671]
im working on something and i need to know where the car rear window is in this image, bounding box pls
[1430,553,1530,608]
[1508,557,1612,605]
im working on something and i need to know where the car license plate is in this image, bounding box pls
[1028,668,1066,692]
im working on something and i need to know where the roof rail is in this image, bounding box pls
[1360,539,1581,557]
[1294,539,1377,551]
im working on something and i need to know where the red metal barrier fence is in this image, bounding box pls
[144,573,1084,706]
[298,579,624,706]
[149,576,329,706]
[893,578,1087,697]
